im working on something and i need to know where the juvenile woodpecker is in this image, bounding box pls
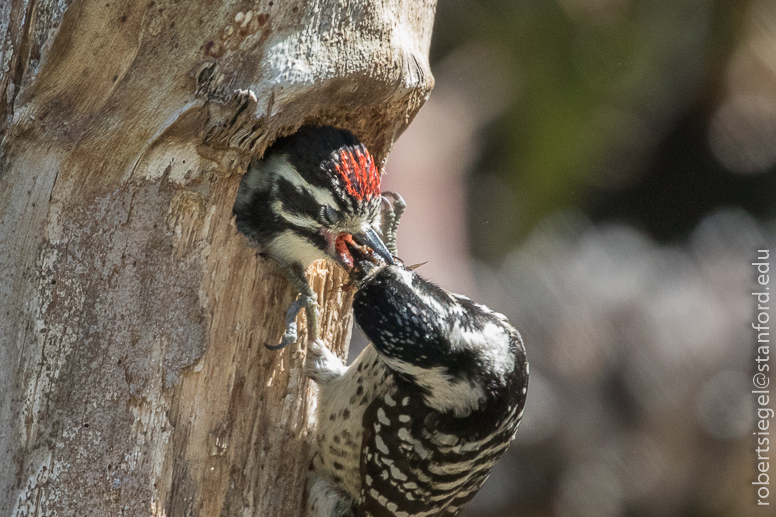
[305,231,529,516]
[233,126,394,349]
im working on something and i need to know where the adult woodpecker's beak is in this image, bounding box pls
[352,228,395,266]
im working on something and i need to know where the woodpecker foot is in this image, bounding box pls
[266,263,319,350]
[304,339,346,384]
[380,191,406,257]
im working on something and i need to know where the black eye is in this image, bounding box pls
[320,206,339,225]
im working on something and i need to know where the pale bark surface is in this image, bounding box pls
[0,1,435,515]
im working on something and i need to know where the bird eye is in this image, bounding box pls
[320,206,339,225]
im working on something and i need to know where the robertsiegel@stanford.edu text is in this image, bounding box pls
[753,249,772,506]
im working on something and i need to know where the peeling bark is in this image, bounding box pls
[0,1,436,515]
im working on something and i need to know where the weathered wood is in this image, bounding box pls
[0,1,435,515]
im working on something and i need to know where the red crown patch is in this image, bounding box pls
[335,146,381,202]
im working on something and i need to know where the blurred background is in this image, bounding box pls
[353,0,776,515]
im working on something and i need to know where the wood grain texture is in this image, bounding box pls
[0,0,435,515]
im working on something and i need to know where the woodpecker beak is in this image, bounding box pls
[352,228,395,266]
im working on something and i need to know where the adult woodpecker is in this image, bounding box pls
[305,233,529,517]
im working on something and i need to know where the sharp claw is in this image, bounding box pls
[382,191,406,210]
[265,323,298,350]
[265,338,293,351]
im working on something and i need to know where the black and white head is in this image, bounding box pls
[233,126,394,270]
[352,261,527,418]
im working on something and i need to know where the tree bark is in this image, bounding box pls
[0,1,435,515]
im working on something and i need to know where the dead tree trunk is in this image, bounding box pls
[0,1,435,515]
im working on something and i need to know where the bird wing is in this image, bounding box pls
[358,388,446,517]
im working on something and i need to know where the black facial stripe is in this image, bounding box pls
[276,177,325,218]
[234,188,283,243]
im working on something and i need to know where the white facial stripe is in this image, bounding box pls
[269,230,327,267]
[449,321,515,379]
[272,200,319,231]
[392,267,416,288]
[382,358,486,416]
[272,155,340,207]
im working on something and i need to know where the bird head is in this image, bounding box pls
[234,126,395,270]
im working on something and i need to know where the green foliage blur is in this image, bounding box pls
[431,0,775,259]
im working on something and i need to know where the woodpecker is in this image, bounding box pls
[305,230,529,516]
[233,126,395,349]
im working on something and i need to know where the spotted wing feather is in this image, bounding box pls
[359,389,442,517]
[358,334,528,517]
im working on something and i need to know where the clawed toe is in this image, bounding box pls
[380,192,406,257]
[266,290,318,350]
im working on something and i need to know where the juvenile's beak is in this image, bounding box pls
[352,228,395,265]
